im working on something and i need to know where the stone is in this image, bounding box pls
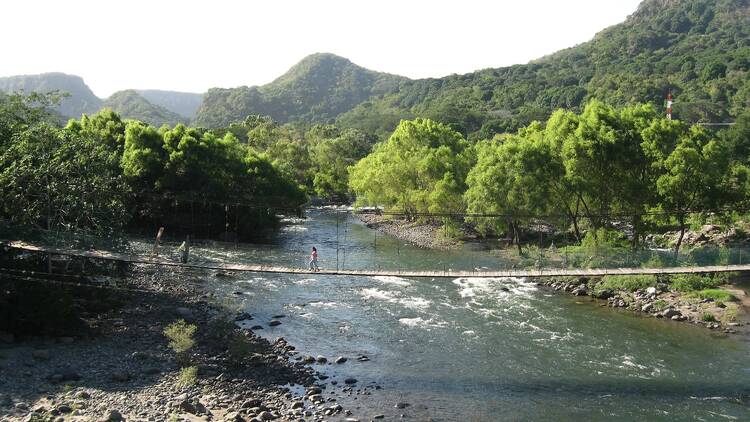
[105,410,124,421]
[223,411,245,422]
[76,391,91,399]
[301,355,315,364]
[235,312,253,321]
[344,378,357,385]
[594,289,614,300]
[373,415,385,419]
[178,399,197,414]
[56,404,73,414]
[395,402,410,409]
[268,320,282,327]
[646,287,657,295]
[357,355,370,362]
[316,355,327,364]
[251,325,264,330]
[641,303,653,313]
[32,349,50,361]
[335,356,347,364]
[272,314,286,319]
[258,410,276,420]
[291,401,304,409]
[662,308,681,319]
[306,386,322,395]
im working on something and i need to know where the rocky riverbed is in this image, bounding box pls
[0,263,381,422]
[356,214,462,250]
[537,276,750,335]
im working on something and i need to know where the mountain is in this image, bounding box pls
[136,90,203,119]
[0,72,102,118]
[102,90,187,127]
[192,53,409,128]
[337,0,750,138]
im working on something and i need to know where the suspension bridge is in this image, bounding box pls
[5,240,750,279]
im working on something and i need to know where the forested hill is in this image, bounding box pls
[102,90,187,126]
[0,73,102,118]
[0,74,199,125]
[192,53,409,128]
[337,0,750,138]
[136,90,203,119]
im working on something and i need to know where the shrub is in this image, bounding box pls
[702,312,717,322]
[177,366,198,387]
[670,274,725,292]
[164,319,197,366]
[688,289,736,302]
[653,300,668,311]
[597,275,657,292]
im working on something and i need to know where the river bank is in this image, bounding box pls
[537,275,750,335]
[0,262,378,422]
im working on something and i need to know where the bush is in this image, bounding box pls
[653,300,669,311]
[670,274,726,292]
[164,319,197,366]
[688,289,736,302]
[702,312,717,322]
[177,366,198,387]
[597,275,657,292]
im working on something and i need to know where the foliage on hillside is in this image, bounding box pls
[192,53,408,128]
[103,90,187,127]
[339,0,750,138]
[0,72,102,120]
[213,115,377,200]
[137,90,204,119]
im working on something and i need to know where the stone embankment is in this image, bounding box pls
[538,277,748,334]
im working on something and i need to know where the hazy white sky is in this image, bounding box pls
[2,0,642,97]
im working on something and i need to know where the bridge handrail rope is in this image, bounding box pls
[5,240,750,279]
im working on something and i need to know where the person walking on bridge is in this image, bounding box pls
[309,247,320,272]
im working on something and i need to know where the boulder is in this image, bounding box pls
[641,303,654,313]
[335,356,347,364]
[104,410,124,421]
[316,355,327,364]
[258,410,276,420]
[594,289,614,300]
[344,378,357,385]
[268,320,282,327]
[662,308,681,319]
[646,287,657,295]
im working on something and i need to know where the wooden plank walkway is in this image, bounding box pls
[6,240,750,279]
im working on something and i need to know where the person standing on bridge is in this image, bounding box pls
[309,247,320,272]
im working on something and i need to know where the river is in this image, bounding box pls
[183,209,750,420]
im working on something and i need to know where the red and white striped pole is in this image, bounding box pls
[666,93,673,120]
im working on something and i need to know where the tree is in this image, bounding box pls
[349,118,474,217]
[642,121,730,255]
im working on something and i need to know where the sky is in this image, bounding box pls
[1,0,643,98]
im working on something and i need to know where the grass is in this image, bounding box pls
[687,289,737,302]
[596,275,657,292]
[177,366,198,387]
[723,307,739,323]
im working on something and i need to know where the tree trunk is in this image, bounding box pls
[631,214,640,251]
[675,215,686,259]
[512,220,522,255]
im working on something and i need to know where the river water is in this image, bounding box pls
[188,209,750,421]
